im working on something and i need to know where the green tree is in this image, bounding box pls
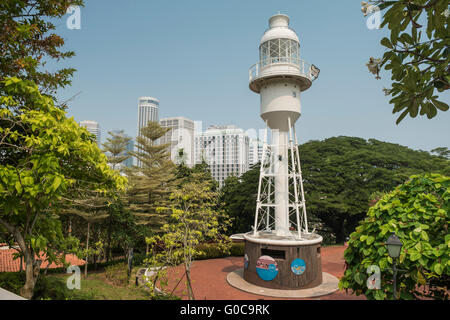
[102,130,132,171]
[431,147,450,159]
[300,136,449,243]
[362,0,449,123]
[126,121,175,233]
[60,198,109,277]
[339,174,449,300]
[0,78,125,298]
[100,129,137,260]
[220,137,450,243]
[220,165,260,235]
[0,0,84,94]
[145,174,231,300]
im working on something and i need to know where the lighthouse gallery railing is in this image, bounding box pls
[249,58,320,83]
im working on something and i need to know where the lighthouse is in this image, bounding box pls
[242,13,323,290]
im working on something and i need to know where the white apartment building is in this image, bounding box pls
[159,117,195,167]
[80,120,101,146]
[249,138,264,167]
[195,125,249,187]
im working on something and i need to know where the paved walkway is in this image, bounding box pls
[0,288,27,300]
[163,246,365,300]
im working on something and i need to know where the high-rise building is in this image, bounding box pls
[137,97,159,134]
[80,120,101,146]
[137,97,159,167]
[195,125,249,187]
[249,138,264,167]
[159,117,195,167]
[123,138,134,168]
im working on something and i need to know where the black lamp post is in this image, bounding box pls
[386,233,403,300]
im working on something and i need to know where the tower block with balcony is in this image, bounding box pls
[243,14,322,290]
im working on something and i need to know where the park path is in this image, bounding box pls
[163,246,366,300]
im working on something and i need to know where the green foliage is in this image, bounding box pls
[195,242,245,260]
[105,263,129,286]
[144,175,232,299]
[0,0,85,94]
[220,165,260,235]
[126,121,176,232]
[102,130,132,171]
[0,272,25,295]
[0,77,126,298]
[221,137,449,244]
[299,137,450,243]
[339,174,450,300]
[362,0,449,123]
[0,272,70,300]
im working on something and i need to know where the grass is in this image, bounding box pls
[47,270,150,300]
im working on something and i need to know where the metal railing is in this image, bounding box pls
[249,58,320,83]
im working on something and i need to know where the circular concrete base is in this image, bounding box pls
[227,268,339,299]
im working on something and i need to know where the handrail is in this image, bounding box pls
[249,58,319,83]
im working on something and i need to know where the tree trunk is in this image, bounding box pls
[106,216,112,263]
[84,222,90,277]
[334,218,346,244]
[0,218,38,300]
[185,265,195,300]
[20,252,40,299]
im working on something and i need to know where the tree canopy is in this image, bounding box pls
[0,77,126,298]
[339,173,449,300]
[126,121,176,232]
[0,0,84,94]
[362,0,449,124]
[221,136,450,243]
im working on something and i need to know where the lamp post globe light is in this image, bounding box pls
[386,233,403,259]
[386,233,403,300]
[239,13,323,290]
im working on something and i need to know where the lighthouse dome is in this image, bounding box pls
[260,14,300,44]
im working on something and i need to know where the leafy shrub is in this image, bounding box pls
[195,242,244,260]
[0,272,71,300]
[339,174,449,300]
[229,243,245,256]
[105,263,129,286]
[33,276,71,300]
[0,272,24,295]
[132,252,147,267]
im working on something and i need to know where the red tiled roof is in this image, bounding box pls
[0,247,85,272]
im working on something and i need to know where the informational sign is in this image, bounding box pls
[244,254,249,269]
[256,256,278,281]
[291,258,306,275]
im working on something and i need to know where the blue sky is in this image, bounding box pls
[52,0,449,151]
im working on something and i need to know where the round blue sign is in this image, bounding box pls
[256,256,278,281]
[291,258,306,275]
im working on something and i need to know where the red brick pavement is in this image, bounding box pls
[163,246,366,300]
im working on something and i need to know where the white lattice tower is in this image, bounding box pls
[249,14,319,240]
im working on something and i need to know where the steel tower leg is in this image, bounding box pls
[293,125,309,234]
[288,118,302,240]
[253,124,269,235]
